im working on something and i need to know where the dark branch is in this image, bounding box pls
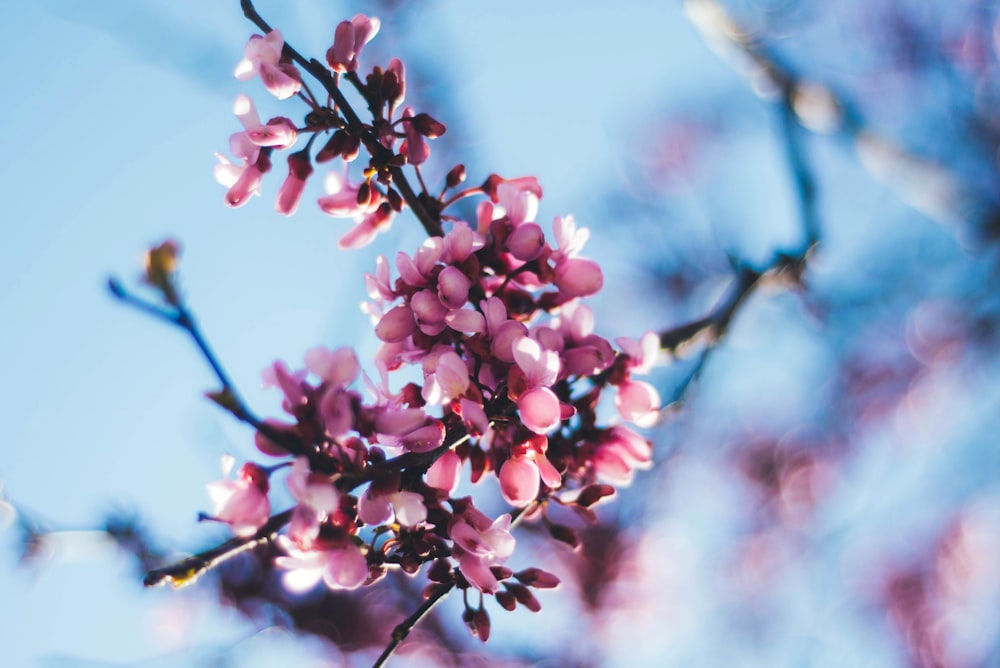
[372,581,456,668]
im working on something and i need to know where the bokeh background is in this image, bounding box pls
[4,0,1000,665]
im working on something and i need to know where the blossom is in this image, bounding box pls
[615,330,661,374]
[426,450,462,494]
[234,30,301,100]
[206,455,270,537]
[276,149,313,215]
[317,172,379,218]
[326,15,380,73]
[358,487,427,528]
[275,535,369,593]
[550,215,603,298]
[401,107,429,165]
[450,504,516,594]
[615,379,661,427]
[593,426,653,486]
[231,95,297,149]
[499,435,562,506]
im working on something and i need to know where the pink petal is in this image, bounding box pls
[400,421,446,453]
[375,305,416,342]
[614,380,661,427]
[425,450,462,493]
[437,266,471,309]
[535,452,562,489]
[445,308,486,335]
[459,553,500,594]
[411,289,448,327]
[443,221,476,263]
[554,257,604,298]
[358,489,393,525]
[459,398,490,435]
[395,251,426,287]
[492,321,528,363]
[391,491,427,527]
[517,386,562,434]
[435,350,470,400]
[375,407,428,435]
[323,544,368,589]
[506,222,546,261]
[499,457,540,506]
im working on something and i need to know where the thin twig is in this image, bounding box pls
[372,581,456,668]
[107,278,338,473]
[143,509,293,588]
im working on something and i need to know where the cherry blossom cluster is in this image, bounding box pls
[214,18,446,248]
[199,9,662,643]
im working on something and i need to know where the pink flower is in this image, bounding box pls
[483,174,543,203]
[422,348,470,404]
[614,380,661,427]
[615,331,661,374]
[483,297,527,363]
[317,172,379,218]
[286,457,340,519]
[275,535,369,593]
[318,172,394,248]
[517,386,562,434]
[232,95,297,149]
[593,426,653,486]
[496,181,539,226]
[276,149,313,216]
[554,257,604,298]
[426,450,462,494]
[215,149,272,208]
[401,107,429,165]
[375,304,416,342]
[234,30,301,100]
[547,215,604,298]
[327,14,380,73]
[340,204,395,250]
[441,221,484,264]
[512,336,560,388]
[358,487,427,528]
[387,58,406,110]
[498,438,561,506]
[450,504,515,594]
[206,455,270,537]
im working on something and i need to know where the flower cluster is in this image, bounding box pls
[214,18,448,249]
[197,9,661,644]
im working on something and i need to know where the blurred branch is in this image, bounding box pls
[684,0,978,230]
[143,508,293,588]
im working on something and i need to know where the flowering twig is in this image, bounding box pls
[107,272,337,475]
[239,0,443,237]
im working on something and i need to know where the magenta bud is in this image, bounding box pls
[411,112,446,138]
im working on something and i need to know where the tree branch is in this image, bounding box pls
[372,581,456,668]
[107,277,339,474]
